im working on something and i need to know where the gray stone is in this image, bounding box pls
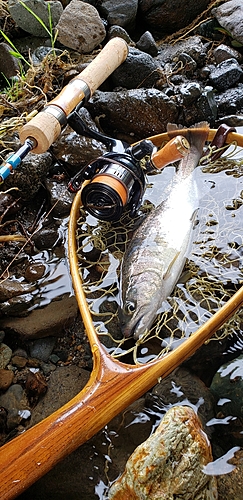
[0,42,22,80]
[212,0,243,46]
[136,31,158,57]
[209,58,243,91]
[108,25,134,45]
[0,384,30,430]
[8,0,63,37]
[111,47,161,89]
[156,36,207,67]
[87,88,179,140]
[213,43,243,64]
[52,107,107,170]
[99,0,138,30]
[29,336,56,362]
[4,152,53,200]
[215,83,243,117]
[45,179,74,217]
[139,0,211,35]
[179,82,202,106]
[56,0,106,53]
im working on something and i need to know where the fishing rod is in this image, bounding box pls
[0,37,129,183]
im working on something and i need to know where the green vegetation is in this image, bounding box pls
[19,1,58,52]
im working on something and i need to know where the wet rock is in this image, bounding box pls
[179,82,201,106]
[212,0,243,46]
[210,354,243,419]
[0,368,14,390]
[29,336,56,362]
[139,0,211,36]
[56,0,106,53]
[0,42,21,79]
[0,293,35,316]
[8,0,63,37]
[0,383,30,430]
[29,365,90,426]
[1,294,78,339]
[156,36,207,67]
[179,52,197,77]
[0,343,12,369]
[99,0,138,31]
[213,43,243,64]
[45,178,74,217]
[108,405,217,499]
[217,114,243,127]
[111,46,161,89]
[0,278,35,301]
[4,152,53,201]
[215,83,243,118]
[31,46,64,66]
[136,31,158,57]
[148,367,216,437]
[0,191,22,217]
[217,448,243,500]
[24,262,46,282]
[209,58,243,92]
[108,25,134,45]
[32,226,60,250]
[87,88,179,140]
[52,108,107,171]
[182,85,217,125]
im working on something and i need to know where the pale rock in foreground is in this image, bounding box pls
[108,405,218,500]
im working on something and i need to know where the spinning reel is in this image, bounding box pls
[67,105,190,221]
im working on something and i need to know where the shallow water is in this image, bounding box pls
[60,132,243,498]
[14,130,243,499]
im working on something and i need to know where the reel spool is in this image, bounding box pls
[80,143,153,221]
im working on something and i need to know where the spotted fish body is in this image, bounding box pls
[120,122,209,339]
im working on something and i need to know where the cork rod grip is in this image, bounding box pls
[19,37,128,154]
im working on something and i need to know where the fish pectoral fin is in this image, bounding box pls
[191,209,199,228]
[163,252,180,280]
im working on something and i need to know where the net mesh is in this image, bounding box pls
[75,142,243,364]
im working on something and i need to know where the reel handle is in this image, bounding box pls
[19,37,128,154]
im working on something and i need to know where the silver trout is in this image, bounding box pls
[120,122,209,339]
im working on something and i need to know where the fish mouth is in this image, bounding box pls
[123,314,148,340]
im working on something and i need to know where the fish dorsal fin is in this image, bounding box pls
[167,121,209,134]
[167,122,210,156]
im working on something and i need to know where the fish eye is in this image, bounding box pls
[125,301,136,314]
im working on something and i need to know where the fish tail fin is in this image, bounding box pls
[167,121,209,156]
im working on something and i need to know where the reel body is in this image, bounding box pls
[67,107,154,221]
[67,106,192,221]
